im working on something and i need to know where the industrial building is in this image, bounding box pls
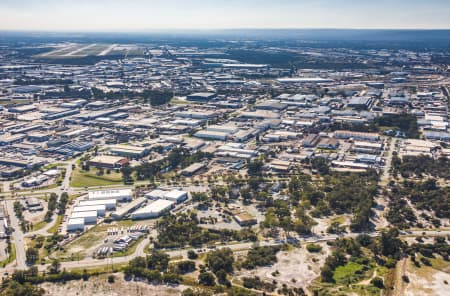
[164,189,188,203]
[186,92,216,102]
[79,199,116,210]
[72,205,106,216]
[180,162,206,176]
[88,188,133,202]
[131,199,175,220]
[67,218,85,232]
[145,189,188,203]
[111,197,147,220]
[88,155,129,169]
[109,145,151,159]
[70,211,98,224]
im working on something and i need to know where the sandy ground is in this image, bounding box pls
[40,273,186,296]
[393,258,450,296]
[236,243,330,290]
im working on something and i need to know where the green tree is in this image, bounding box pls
[198,272,215,286]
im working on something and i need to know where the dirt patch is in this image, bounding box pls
[40,273,186,296]
[236,244,330,290]
[394,258,450,296]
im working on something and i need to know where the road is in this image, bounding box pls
[373,137,397,229]
[5,199,26,270]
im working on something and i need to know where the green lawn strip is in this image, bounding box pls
[47,215,63,234]
[0,243,16,267]
[32,220,48,232]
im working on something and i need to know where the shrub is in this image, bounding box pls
[306,244,322,253]
[402,275,410,283]
[108,275,115,283]
[371,277,384,289]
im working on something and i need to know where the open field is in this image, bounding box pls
[395,256,450,296]
[70,167,123,187]
[236,243,331,290]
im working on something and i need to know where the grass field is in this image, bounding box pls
[32,220,48,232]
[333,261,364,283]
[47,215,63,234]
[70,167,123,187]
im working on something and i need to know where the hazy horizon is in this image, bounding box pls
[1,0,450,32]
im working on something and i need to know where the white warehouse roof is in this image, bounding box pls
[131,199,174,218]
[164,189,187,202]
[79,198,116,207]
[67,218,85,225]
[88,188,132,201]
[71,210,98,219]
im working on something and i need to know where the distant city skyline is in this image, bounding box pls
[1,0,450,32]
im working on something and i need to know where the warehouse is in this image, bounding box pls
[333,131,380,142]
[88,188,132,202]
[145,189,167,200]
[88,155,129,169]
[186,92,216,102]
[67,218,85,232]
[111,197,147,220]
[348,97,373,109]
[255,101,287,111]
[70,211,98,224]
[0,134,26,146]
[79,199,116,210]
[164,189,188,203]
[131,199,175,220]
[194,130,229,141]
[277,77,334,84]
[180,162,206,176]
[175,110,218,119]
[238,110,280,120]
[109,145,150,159]
[72,205,106,216]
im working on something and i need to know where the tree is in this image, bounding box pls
[187,250,198,260]
[175,260,196,274]
[379,228,404,259]
[0,281,45,296]
[311,157,329,175]
[48,259,61,274]
[198,272,215,286]
[371,277,384,289]
[147,251,170,271]
[107,275,115,283]
[206,248,234,275]
[129,256,147,269]
[25,247,38,265]
[121,164,134,184]
[247,159,263,176]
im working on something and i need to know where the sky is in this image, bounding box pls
[1,0,450,32]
